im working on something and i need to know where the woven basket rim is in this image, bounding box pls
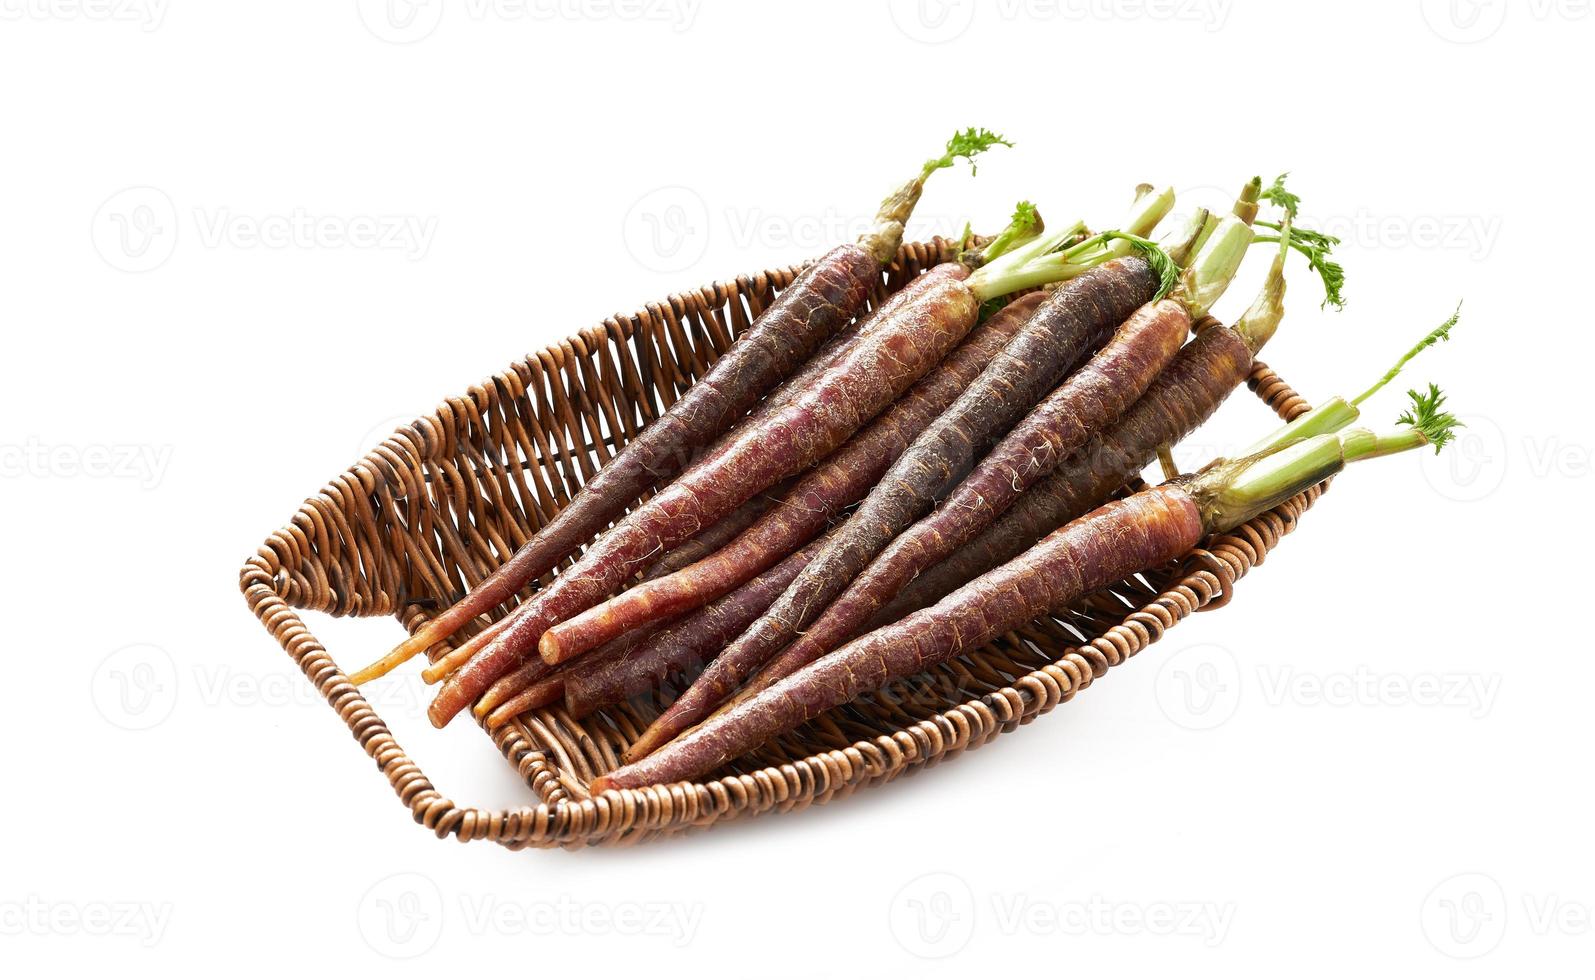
[238,239,1323,849]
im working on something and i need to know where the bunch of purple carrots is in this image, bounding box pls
[350,129,1460,793]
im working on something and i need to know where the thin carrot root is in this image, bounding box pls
[481,677,566,729]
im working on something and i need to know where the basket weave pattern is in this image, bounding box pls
[239,240,1320,849]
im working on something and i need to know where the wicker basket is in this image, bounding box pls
[239,238,1322,849]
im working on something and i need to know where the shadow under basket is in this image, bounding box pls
[239,239,1324,850]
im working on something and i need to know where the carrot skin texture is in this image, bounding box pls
[592,487,1204,791]
[882,322,1255,622]
[394,245,879,664]
[542,292,1047,660]
[684,258,1160,722]
[429,264,979,725]
[563,538,822,719]
[745,299,1191,694]
[639,492,776,581]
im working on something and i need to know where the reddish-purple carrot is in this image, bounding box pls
[880,319,1258,622]
[474,618,669,723]
[623,257,1163,749]
[539,291,1047,661]
[738,298,1191,701]
[561,535,827,721]
[349,129,1010,686]
[639,484,785,582]
[590,388,1461,791]
[592,487,1205,791]
[427,264,981,725]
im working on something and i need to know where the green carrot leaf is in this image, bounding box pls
[926,127,1014,177]
[1261,172,1301,219]
[1095,230,1180,301]
[1010,200,1039,232]
[1254,230,1346,310]
[1396,383,1464,453]
[1256,220,1339,252]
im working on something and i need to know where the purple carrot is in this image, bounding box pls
[625,250,1169,751]
[428,262,981,725]
[737,297,1191,701]
[590,385,1463,791]
[539,291,1047,661]
[349,129,1010,686]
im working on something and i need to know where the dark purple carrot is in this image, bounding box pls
[561,534,828,721]
[639,483,786,582]
[435,204,1178,726]
[348,129,1011,686]
[736,296,1191,701]
[598,487,1202,790]
[591,389,1463,792]
[427,263,980,724]
[540,291,1047,660]
[615,209,1181,748]
[875,214,1301,621]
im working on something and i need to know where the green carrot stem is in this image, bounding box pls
[1230,215,1291,352]
[1352,303,1461,406]
[1183,214,1256,320]
[861,127,1013,263]
[1190,386,1462,532]
[1238,305,1463,458]
[974,201,1042,264]
[1162,207,1212,268]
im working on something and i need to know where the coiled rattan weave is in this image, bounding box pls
[239,239,1322,849]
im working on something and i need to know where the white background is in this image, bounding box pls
[3,0,1590,975]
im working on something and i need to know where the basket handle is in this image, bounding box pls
[238,555,557,844]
